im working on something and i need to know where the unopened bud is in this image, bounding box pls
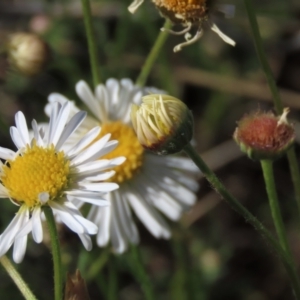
[233,108,295,160]
[7,32,50,76]
[130,94,193,155]
[64,270,90,300]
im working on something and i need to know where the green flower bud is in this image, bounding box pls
[130,94,193,155]
[233,108,295,160]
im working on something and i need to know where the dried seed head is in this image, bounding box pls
[233,108,295,160]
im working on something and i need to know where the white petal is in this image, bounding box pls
[31,120,44,146]
[0,147,17,160]
[89,205,111,247]
[31,207,43,243]
[73,215,98,235]
[78,182,118,193]
[15,112,30,146]
[50,202,85,234]
[126,189,171,239]
[84,171,116,181]
[76,81,102,119]
[114,189,139,244]
[0,184,9,198]
[0,207,29,258]
[210,23,236,46]
[66,126,101,157]
[55,111,87,150]
[70,134,114,166]
[108,192,128,253]
[13,234,28,263]
[128,0,144,13]
[78,233,92,251]
[49,102,71,146]
[68,195,109,207]
[10,127,26,149]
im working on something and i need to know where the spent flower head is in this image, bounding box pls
[233,108,295,160]
[0,102,125,263]
[131,94,194,155]
[128,0,235,52]
[45,79,200,253]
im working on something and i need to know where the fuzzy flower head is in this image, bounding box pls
[131,94,193,155]
[46,79,200,254]
[0,102,125,263]
[7,32,50,76]
[233,108,295,160]
[128,0,235,52]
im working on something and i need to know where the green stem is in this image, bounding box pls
[135,20,172,87]
[129,245,155,300]
[260,160,291,252]
[243,0,300,219]
[243,0,282,113]
[286,149,300,216]
[108,257,117,300]
[43,206,63,300]
[85,247,110,281]
[0,255,38,300]
[183,143,300,299]
[80,0,101,87]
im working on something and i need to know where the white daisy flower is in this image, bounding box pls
[46,79,200,253]
[0,101,125,263]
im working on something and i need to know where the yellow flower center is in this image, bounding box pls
[1,143,70,207]
[99,121,144,183]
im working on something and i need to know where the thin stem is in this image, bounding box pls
[243,0,300,219]
[135,20,172,87]
[243,0,282,113]
[129,245,155,300]
[260,160,292,252]
[108,257,117,300]
[0,255,38,300]
[80,0,101,87]
[183,143,300,299]
[85,247,110,281]
[43,206,63,300]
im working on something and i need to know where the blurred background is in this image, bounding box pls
[1,0,300,299]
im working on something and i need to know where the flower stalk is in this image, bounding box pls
[260,160,293,253]
[243,0,300,219]
[183,143,300,299]
[0,255,38,300]
[129,245,155,300]
[135,19,171,87]
[80,0,101,87]
[43,206,63,300]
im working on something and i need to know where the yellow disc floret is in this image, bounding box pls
[98,121,144,183]
[1,143,70,207]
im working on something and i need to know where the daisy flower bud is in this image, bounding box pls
[233,108,295,160]
[130,94,193,155]
[7,32,50,76]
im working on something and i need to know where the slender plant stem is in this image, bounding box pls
[129,245,155,300]
[243,0,300,218]
[80,0,101,87]
[0,255,38,300]
[135,20,172,87]
[108,257,117,300]
[183,143,300,299]
[85,247,110,281]
[243,0,282,113]
[260,160,294,255]
[43,206,63,300]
